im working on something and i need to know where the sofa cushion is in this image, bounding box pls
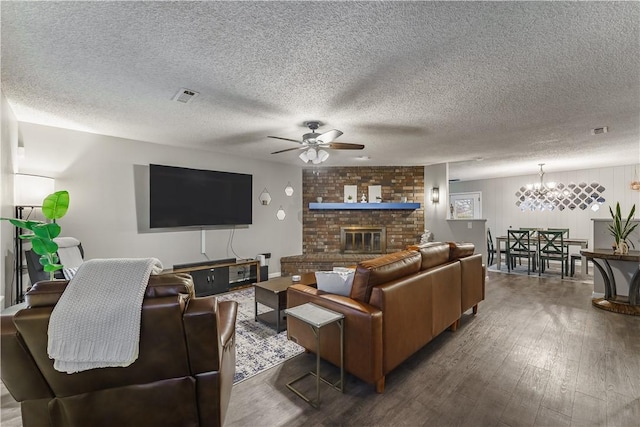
[448,242,475,261]
[350,250,421,302]
[406,242,450,270]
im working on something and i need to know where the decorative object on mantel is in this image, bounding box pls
[361,192,367,203]
[344,185,357,203]
[276,206,286,221]
[368,185,382,203]
[284,182,294,196]
[516,164,606,211]
[316,197,323,203]
[609,202,637,255]
[259,188,271,205]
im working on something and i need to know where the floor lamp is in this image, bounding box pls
[13,174,55,304]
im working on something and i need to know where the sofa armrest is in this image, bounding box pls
[286,284,383,387]
[184,296,238,374]
[1,314,54,402]
[460,253,485,313]
[217,301,238,352]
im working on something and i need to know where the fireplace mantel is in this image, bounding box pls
[309,202,420,210]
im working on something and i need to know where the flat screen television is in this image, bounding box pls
[149,164,252,228]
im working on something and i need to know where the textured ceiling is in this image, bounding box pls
[2,1,639,181]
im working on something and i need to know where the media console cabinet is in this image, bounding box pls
[172,258,268,297]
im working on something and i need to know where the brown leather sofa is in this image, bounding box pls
[1,273,237,427]
[286,242,485,393]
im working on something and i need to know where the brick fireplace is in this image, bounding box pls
[281,166,425,275]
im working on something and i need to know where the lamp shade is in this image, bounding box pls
[306,148,317,161]
[431,187,440,203]
[15,174,55,206]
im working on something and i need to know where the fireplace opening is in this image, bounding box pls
[340,227,386,254]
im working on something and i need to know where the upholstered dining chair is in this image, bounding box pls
[538,230,569,278]
[507,230,536,275]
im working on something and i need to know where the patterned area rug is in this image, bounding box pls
[488,260,593,284]
[216,287,304,384]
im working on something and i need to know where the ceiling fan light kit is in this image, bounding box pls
[269,120,364,164]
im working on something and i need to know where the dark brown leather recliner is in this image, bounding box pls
[1,273,238,427]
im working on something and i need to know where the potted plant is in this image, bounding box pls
[347,195,353,203]
[2,191,70,279]
[608,202,637,255]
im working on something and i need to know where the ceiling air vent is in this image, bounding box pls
[591,126,608,135]
[173,88,199,104]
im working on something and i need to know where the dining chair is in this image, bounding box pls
[507,230,536,275]
[537,230,569,278]
[545,228,570,270]
[487,228,496,266]
[547,228,569,237]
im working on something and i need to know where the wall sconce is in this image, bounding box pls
[15,174,55,206]
[431,187,440,203]
[284,182,294,196]
[276,206,286,220]
[258,188,271,206]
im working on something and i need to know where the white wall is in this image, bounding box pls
[0,93,19,308]
[14,122,303,278]
[451,164,640,248]
[424,163,487,259]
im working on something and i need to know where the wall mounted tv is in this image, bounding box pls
[150,164,253,228]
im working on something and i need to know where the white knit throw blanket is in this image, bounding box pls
[47,258,163,373]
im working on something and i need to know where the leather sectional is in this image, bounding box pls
[286,242,485,393]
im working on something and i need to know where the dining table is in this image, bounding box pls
[495,234,589,276]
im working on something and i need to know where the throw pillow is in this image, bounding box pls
[315,269,355,297]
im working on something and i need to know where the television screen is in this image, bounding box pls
[150,164,252,228]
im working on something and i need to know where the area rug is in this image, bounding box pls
[488,261,593,284]
[215,287,304,384]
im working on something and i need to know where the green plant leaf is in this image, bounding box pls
[44,263,63,272]
[39,255,49,266]
[42,191,70,220]
[6,219,42,230]
[31,238,58,256]
[32,223,61,240]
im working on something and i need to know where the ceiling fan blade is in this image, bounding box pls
[267,136,303,144]
[316,129,343,144]
[271,146,306,154]
[328,142,365,150]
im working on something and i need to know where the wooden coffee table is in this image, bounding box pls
[254,272,316,333]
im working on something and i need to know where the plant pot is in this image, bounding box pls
[614,241,629,255]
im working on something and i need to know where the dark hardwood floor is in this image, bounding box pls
[3,271,639,426]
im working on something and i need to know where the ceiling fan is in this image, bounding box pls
[269,121,364,163]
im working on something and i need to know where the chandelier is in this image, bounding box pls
[527,163,556,196]
[516,164,607,212]
[299,147,329,164]
[520,163,559,211]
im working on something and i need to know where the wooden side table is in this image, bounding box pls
[284,302,344,408]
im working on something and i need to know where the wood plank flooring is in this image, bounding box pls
[2,271,639,426]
